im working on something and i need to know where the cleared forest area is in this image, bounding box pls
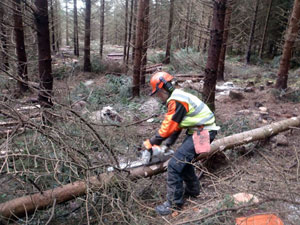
[0,0,300,224]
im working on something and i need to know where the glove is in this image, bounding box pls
[143,139,153,151]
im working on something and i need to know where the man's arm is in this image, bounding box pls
[149,100,188,146]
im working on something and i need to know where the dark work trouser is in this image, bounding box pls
[166,130,217,206]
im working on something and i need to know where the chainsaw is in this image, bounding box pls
[107,145,174,172]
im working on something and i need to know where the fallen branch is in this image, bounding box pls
[0,116,299,219]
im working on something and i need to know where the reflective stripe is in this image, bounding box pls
[170,93,205,117]
[167,89,215,128]
[188,102,205,117]
[195,112,215,126]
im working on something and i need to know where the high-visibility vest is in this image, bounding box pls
[167,89,216,129]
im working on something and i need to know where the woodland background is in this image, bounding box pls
[0,0,300,224]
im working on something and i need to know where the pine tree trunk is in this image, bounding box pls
[99,0,105,58]
[275,0,300,89]
[13,0,29,94]
[245,0,260,64]
[132,0,138,62]
[141,0,150,85]
[50,0,56,52]
[74,0,79,56]
[132,0,145,97]
[217,4,232,81]
[1,116,299,219]
[203,0,227,111]
[126,0,134,64]
[184,1,190,49]
[123,0,129,62]
[83,0,92,72]
[34,0,53,107]
[0,4,9,72]
[259,0,273,59]
[65,0,69,46]
[55,0,60,51]
[163,0,174,64]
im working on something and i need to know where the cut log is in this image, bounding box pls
[0,116,299,219]
[145,63,162,74]
[175,77,203,82]
[175,74,204,78]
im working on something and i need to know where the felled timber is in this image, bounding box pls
[106,53,123,60]
[175,74,204,78]
[0,116,299,219]
[145,63,163,74]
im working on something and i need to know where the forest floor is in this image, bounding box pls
[52,47,300,224]
[1,46,300,224]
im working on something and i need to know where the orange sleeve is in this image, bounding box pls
[158,100,185,138]
[149,100,188,146]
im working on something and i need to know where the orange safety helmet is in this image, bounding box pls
[150,72,174,95]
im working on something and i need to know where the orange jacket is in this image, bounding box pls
[149,99,188,146]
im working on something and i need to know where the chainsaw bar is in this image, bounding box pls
[107,147,174,172]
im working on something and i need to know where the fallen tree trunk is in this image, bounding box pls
[0,116,299,219]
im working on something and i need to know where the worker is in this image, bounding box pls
[143,71,219,216]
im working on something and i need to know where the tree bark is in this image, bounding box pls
[0,4,9,72]
[50,0,57,52]
[99,0,105,58]
[1,116,299,219]
[275,0,300,89]
[83,0,92,72]
[132,0,145,97]
[74,0,79,56]
[184,0,191,49]
[65,0,69,46]
[245,0,260,64]
[217,4,232,81]
[13,0,29,93]
[34,0,53,107]
[123,0,129,62]
[141,0,150,85]
[126,0,134,64]
[259,0,273,59]
[132,0,138,62]
[163,0,174,64]
[202,0,227,111]
[54,0,60,51]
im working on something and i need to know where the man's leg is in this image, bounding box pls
[182,164,200,197]
[156,135,195,215]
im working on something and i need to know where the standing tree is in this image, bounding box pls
[50,0,57,52]
[132,0,145,97]
[131,0,138,62]
[217,2,232,81]
[83,0,92,72]
[163,0,174,64]
[184,0,191,49]
[259,0,273,59]
[54,0,61,51]
[0,3,9,72]
[65,0,69,46]
[73,0,79,56]
[141,0,150,85]
[33,0,53,107]
[275,0,300,89]
[245,0,260,64]
[202,0,227,111]
[13,0,29,93]
[123,0,129,62]
[126,0,134,63]
[99,0,105,58]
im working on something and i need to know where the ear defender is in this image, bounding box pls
[159,77,174,93]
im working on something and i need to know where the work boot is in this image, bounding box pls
[184,189,199,198]
[155,201,182,216]
[184,180,200,198]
